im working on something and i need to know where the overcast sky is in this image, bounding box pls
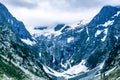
[1,0,120,28]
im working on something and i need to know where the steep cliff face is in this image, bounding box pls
[0,3,50,80]
[84,6,120,69]
[89,6,119,27]
[0,3,31,39]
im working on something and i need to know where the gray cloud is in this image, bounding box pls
[0,0,120,27]
[49,0,120,11]
[68,0,104,8]
[1,0,39,9]
[1,0,120,10]
[50,0,104,9]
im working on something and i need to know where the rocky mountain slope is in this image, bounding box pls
[0,3,31,39]
[0,2,120,80]
[0,3,50,80]
[32,6,120,80]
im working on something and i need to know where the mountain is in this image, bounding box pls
[32,5,120,80]
[0,3,31,39]
[89,6,120,27]
[31,21,86,38]
[1,2,120,80]
[0,3,50,80]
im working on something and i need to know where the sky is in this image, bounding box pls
[1,0,120,28]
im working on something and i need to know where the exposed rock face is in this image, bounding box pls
[0,3,50,80]
[34,6,120,73]
[0,3,31,39]
[0,2,120,79]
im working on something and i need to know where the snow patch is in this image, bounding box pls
[64,60,88,77]
[114,35,119,40]
[102,20,114,27]
[101,28,108,41]
[8,19,10,23]
[39,53,41,57]
[86,27,89,35]
[97,20,114,28]
[86,37,90,41]
[112,11,120,18]
[99,61,105,69]
[67,37,74,43]
[7,19,14,25]
[27,20,89,38]
[67,21,83,29]
[79,20,89,25]
[43,60,88,79]
[21,39,36,46]
[95,30,103,37]
[60,60,71,69]
[77,28,83,33]
[52,55,55,63]
[30,25,66,37]
[61,62,68,69]
[11,20,14,25]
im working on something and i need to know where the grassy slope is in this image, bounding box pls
[93,66,120,80]
[0,58,29,80]
[104,66,120,80]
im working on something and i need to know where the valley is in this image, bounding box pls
[0,2,120,80]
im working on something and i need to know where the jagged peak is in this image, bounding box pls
[0,2,32,40]
[101,5,120,12]
[88,5,119,27]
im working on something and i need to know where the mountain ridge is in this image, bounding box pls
[0,2,31,39]
[31,5,120,80]
[0,3,120,80]
[0,3,50,80]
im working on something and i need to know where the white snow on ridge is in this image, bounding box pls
[26,20,89,38]
[102,20,114,27]
[27,25,66,37]
[97,20,114,28]
[67,22,79,29]
[112,11,120,18]
[95,30,103,37]
[21,39,36,46]
[101,28,108,41]
[67,20,88,29]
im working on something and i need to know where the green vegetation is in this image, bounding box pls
[104,66,120,80]
[0,58,29,80]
